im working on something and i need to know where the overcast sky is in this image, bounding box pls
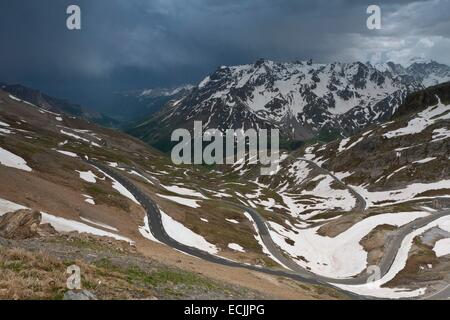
[0,0,449,110]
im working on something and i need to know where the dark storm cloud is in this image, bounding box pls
[0,0,447,110]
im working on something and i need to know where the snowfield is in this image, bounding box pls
[0,128,12,135]
[434,239,450,257]
[1,198,128,243]
[138,215,163,244]
[56,149,78,158]
[279,174,356,219]
[287,159,311,184]
[60,129,91,143]
[82,194,96,205]
[156,194,201,208]
[95,167,140,205]
[433,219,450,257]
[0,147,32,172]
[338,138,351,152]
[41,212,133,244]
[413,157,436,164]
[383,96,450,139]
[432,128,450,142]
[128,170,155,185]
[188,60,417,133]
[228,243,245,252]
[159,208,218,254]
[161,184,207,199]
[209,190,233,198]
[267,211,429,278]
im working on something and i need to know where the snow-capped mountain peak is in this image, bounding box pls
[129,59,450,147]
[404,56,433,67]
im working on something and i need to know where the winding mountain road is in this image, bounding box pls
[225,195,450,286]
[89,160,359,299]
[89,160,450,299]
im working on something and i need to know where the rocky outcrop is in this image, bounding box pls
[0,210,55,239]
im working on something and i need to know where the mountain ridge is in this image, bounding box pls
[128,58,450,150]
[1,84,121,128]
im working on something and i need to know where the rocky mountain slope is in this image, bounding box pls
[1,81,450,300]
[113,84,194,124]
[128,58,450,149]
[1,84,121,128]
[0,88,341,299]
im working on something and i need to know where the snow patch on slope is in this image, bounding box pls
[351,180,450,207]
[156,194,201,208]
[0,147,32,172]
[41,212,133,244]
[161,184,207,199]
[0,198,27,216]
[77,170,98,183]
[228,243,245,252]
[384,96,450,139]
[160,208,218,254]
